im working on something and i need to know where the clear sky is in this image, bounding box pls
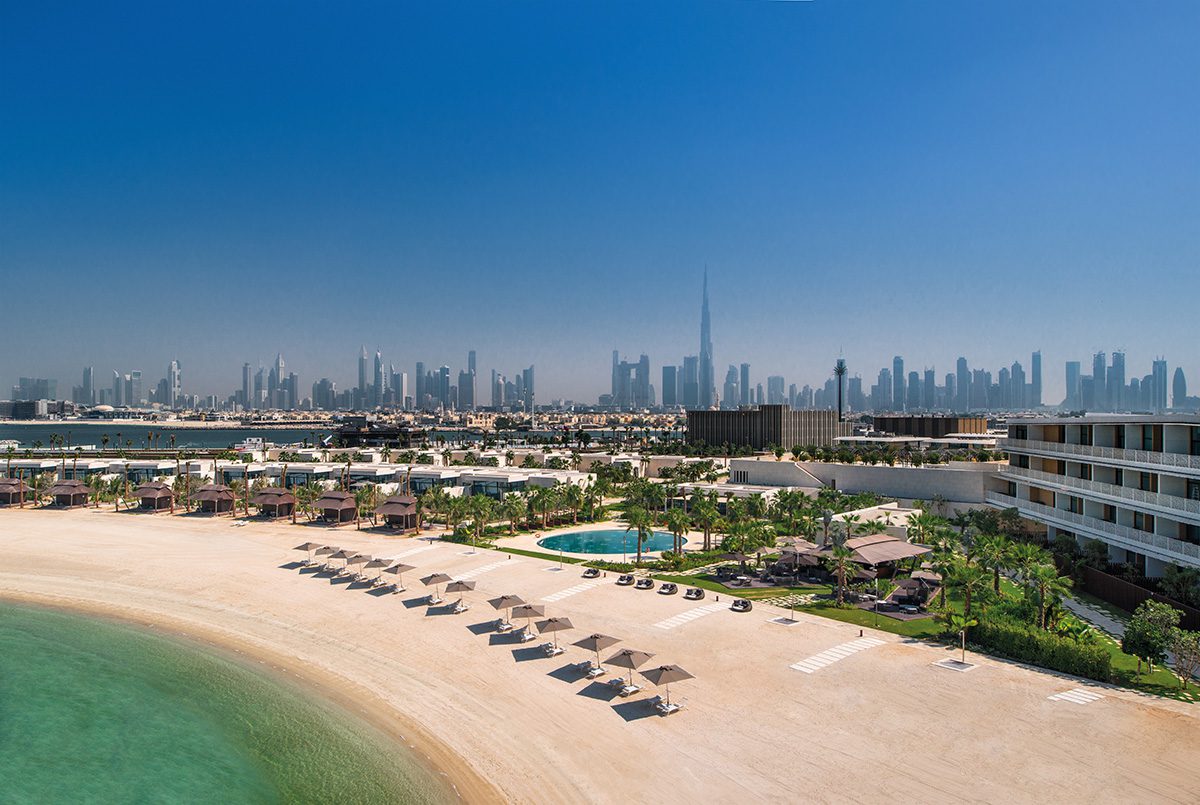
[2,1,1197,403]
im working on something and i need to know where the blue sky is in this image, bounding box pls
[2,1,1196,403]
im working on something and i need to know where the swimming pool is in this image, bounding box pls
[537,529,683,555]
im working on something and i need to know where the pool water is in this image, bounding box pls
[537,529,683,554]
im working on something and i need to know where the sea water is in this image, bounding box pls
[0,602,450,804]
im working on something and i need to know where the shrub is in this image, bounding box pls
[972,616,1111,682]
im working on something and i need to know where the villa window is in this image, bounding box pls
[1133,512,1154,533]
[1139,472,1158,493]
[1102,504,1116,523]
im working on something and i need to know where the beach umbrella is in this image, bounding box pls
[510,604,545,634]
[576,633,624,671]
[640,664,694,706]
[535,617,574,650]
[294,542,324,562]
[364,558,391,581]
[445,580,476,603]
[315,545,337,558]
[384,562,415,584]
[489,594,525,625]
[572,633,620,671]
[421,572,452,600]
[604,648,655,686]
[329,549,356,572]
[346,554,370,578]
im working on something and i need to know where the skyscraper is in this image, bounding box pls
[415,361,426,409]
[522,365,535,412]
[892,356,905,412]
[956,357,970,412]
[923,368,936,410]
[373,350,385,407]
[1108,351,1125,412]
[1092,352,1107,411]
[81,366,94,406]
[1065,361,1081,409]
[358,346,369,401]
[661,365,678,408]
[1173,367,1187,410]
[722,366,739,409]
[1030,350,1042,408]
[698,270,715,409]
[1151,358,1168,412]
[681,356,699,409]
[167,360,181,409]
[739,363,751,407]
[241,362,251,409]
[767,375,785,405]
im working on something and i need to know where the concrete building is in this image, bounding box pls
[729,455,1000,507]
[991,415,1200,575]
[687,405,852,450]
[872,416,988,438]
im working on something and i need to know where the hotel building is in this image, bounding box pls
[990,416,1200,575]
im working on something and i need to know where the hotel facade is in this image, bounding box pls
[990,416,1200,575]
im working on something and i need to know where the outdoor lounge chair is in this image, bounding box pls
[582,567,600,579]
[495,619,515,633]
[657,583,678,595]
[388,583,406,594]
[451,599,470,614]
[541,642,564,657]
[683,587,705,601]
[654,698,683,716]
[427,594,444,606]
[518,627,537,643]
[617,683,641,697]
[634,578,655,590]
[730,599,753,613]
[616,574,635,586]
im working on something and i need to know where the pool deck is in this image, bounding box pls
[505,520,700,562]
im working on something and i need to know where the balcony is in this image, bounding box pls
[985,491,1200,567]
[999,465,1200,520]
[1001,438,1200,477]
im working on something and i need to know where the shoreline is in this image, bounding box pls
[0,588,501,804]
[2,507,1196,803]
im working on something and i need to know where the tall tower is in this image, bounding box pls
[167,360,181,409]
[698,269,715,409]
[358,346,369,400]
[1030,350,1042,408]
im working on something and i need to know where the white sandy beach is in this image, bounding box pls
[1,508,1197,804]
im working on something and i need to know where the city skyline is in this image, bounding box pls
[2,3,1196,403]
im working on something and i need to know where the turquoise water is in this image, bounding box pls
[0,602,450,804]
[537,529,683,554]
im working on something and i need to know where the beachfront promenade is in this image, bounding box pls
[1,508,1197,803]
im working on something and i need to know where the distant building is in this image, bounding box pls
[686,405,852,450]
[872,415,988,438]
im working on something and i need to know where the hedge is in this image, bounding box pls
[972,617,1111,682]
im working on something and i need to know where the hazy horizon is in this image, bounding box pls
[3,2,1196,403]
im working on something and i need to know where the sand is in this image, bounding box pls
[1,507,1197,804]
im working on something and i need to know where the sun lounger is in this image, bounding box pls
[427,595,444,606]
[655,699,683,715]
[587,666,606,679]
[616,574,635,586]
[683,587,705,601]
[582,567,600,579]
[451,599,470,614]
[518,627,537,643]
[496,620,515,633]
[731,599,753,613]
[540,642,564,657]
[634,578,655,590]
[617,683,641,697]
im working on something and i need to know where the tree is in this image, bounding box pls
[942,612,979,663]
[1122,600,1181,675]
[468,494,496,550]
[945,560,991,618]
[665,507,690,556]
[1167,628,1200,690]
[691,493,720,552]
[973,533,1013,595]
[1029,564,1072,629]
[502,492,526,535]
[623,505,654,564]
[826,541,855,606]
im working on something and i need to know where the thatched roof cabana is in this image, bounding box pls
[314,490,357,524]
[134,481,174,511]
[47,479,90,508]
[251,487,296,518]
[375,494,417,531]
[190,483,235,514]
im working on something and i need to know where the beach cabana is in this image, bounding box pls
[47,479,90,508]
[251,487,296,519]
[0,478,27,506]
[314,491,358,525]
[134,481,174,512]
[375,495,417,531]
[190,483,235,514]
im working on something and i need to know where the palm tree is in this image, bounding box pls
[827,540,855,606]
[691,493,720,552]
[624,505,654,564]
[665,507,690,556]
[469,494,497,551]
[943,612,979,663]
[562,483,584,524]
[502,492,526,535]
[945,560,991,618]
[973,533,1013,595]
[1030,564,1073,629]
